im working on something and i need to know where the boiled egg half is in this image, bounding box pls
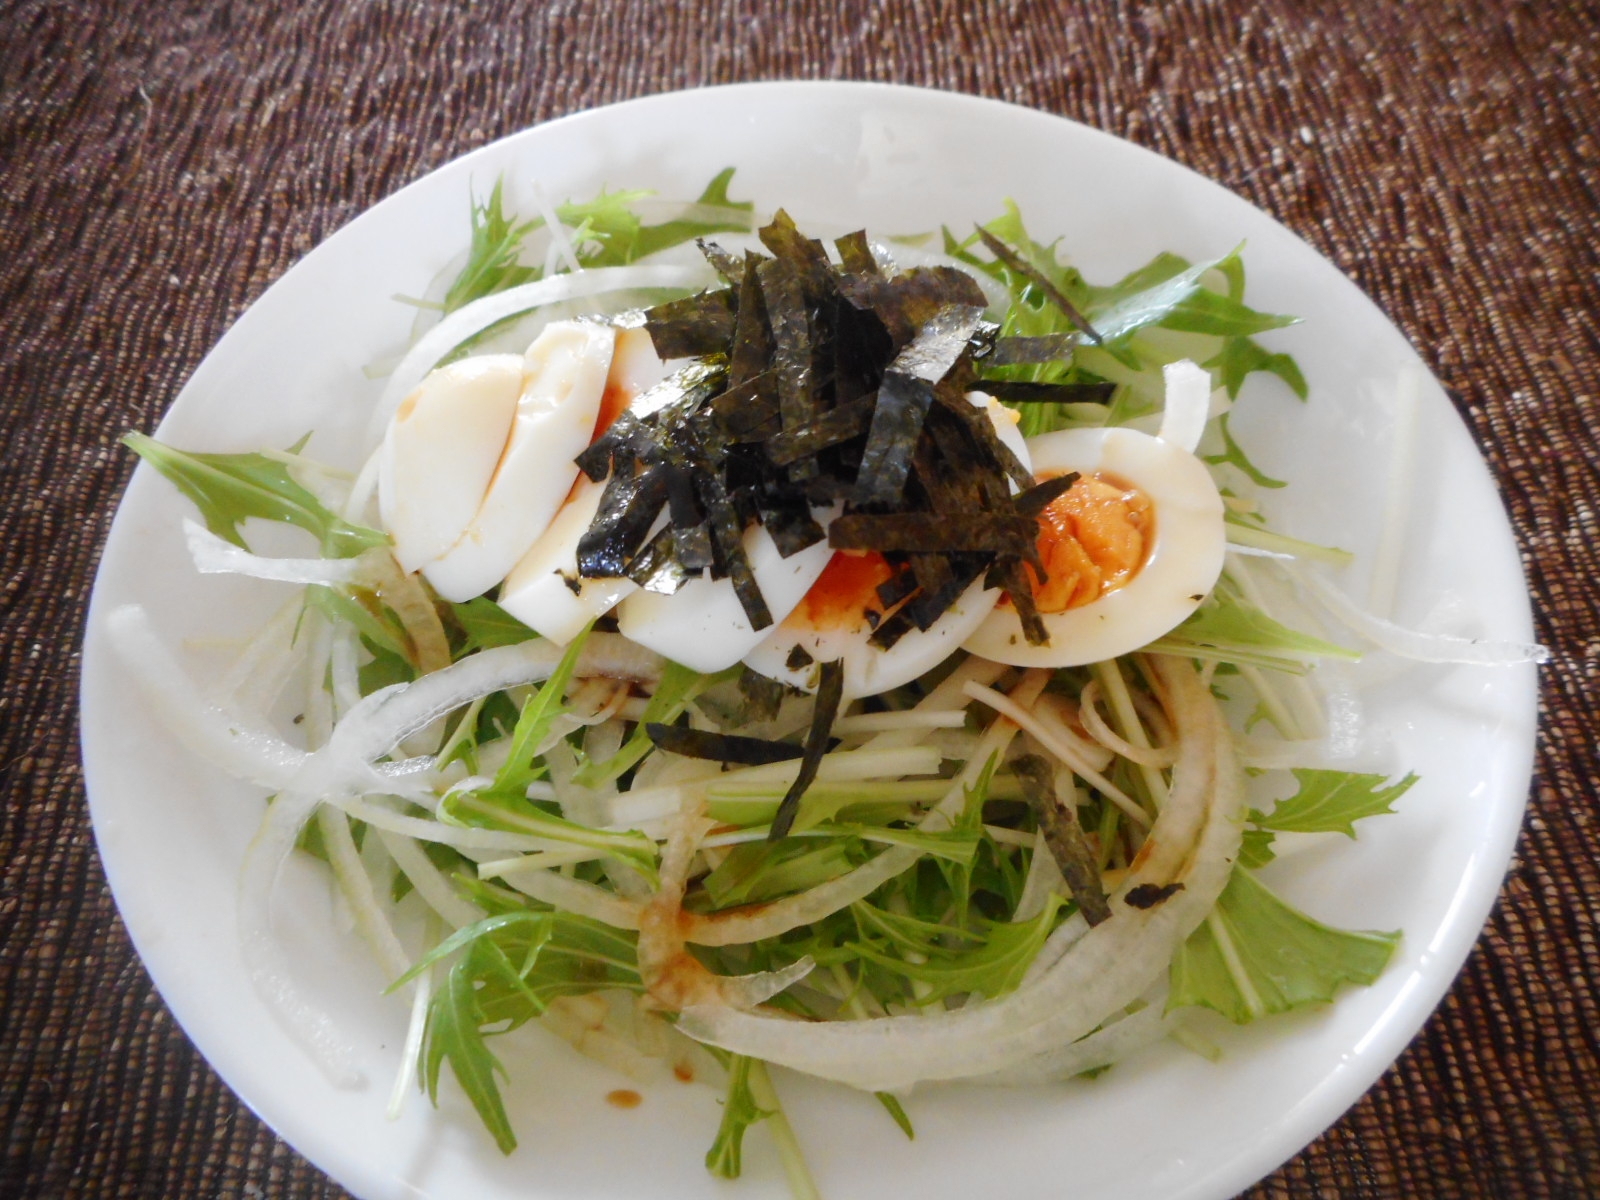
[961,421,1226,667]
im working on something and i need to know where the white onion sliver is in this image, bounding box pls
[1158,359,1212,453]
[106,604,310,791]
[1290,563,1549,665]
[970,998,1174,1086]
[183,518,372,586]
[238,790,364,1086]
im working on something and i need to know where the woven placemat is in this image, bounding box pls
[3,2,1595,1196]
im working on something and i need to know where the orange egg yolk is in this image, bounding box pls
[790,550,896,632]
[1026,472,1153,613]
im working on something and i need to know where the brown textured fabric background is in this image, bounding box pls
[2,1,1596,1196]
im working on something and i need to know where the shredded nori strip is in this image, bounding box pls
[643,289,738,360]
[625,524,690,594]
[758,257,818,432]
[830,512,1036,555]
[738,666,787,722]
[645,723,805,766]
[727,254,772,388]
[769,658,844,840]
[1012,753,1111,926]
[766,396,877,465]
[987,333,1082,366]
[975,227,1104,345]
[852,372,936,507]
[834,229,879,276]
[577,467,670,578]
[785,643,815,672]
[1013,471,1080,518]
[698,472,772,629]
[1124,882,1184,910]
[696,238,746,285]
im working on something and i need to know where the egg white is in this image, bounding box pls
[423,321,617,601]
[616,518,839,674]
[378,354,523,574]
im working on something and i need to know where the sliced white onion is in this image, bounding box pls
[293,634,663,800]
[1289,562,1549,665]
[1157,359,1213,453]
[106,604,309,791]
[970,996,1175,1085]
[237,790,363,1086]
[183,519,377,587]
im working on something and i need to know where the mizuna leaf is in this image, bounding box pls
[1169,868,1400,1024]
[1251,769,1417,838]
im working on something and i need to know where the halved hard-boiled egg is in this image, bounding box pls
[962,422,1226,667]
[378,320,618,603]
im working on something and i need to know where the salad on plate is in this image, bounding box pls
[107,171,1543,1196]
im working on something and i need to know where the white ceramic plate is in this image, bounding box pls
[81,82,1540,1200]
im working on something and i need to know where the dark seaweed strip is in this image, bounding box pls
[738,666,786,722]
[768,658,844,840]
[889,303,988,384]
[645,723,805,766]
[832,296,892,405]
[727,254,772,388]
[903,555,988,632]
[976,227,1105,345]
[758,209,836,301]
[921,407,1000,512]
[830,512,1036,555]
[1013,472,1080,519]
[632,359,729,422]
[574,410,648,481]
[836,267,988,351]
[697,473,772,629]
[866,605,918,650]
[875,565,919,610]
[751,484,825,558]
[765,396,877,465]
[1125,882,1184,910]
[756,258,817,434]
[711,371,782,442]
[577,466,670,578]
[643,289,738,359]
[834,230,879,276]
[696,238,746,285]
[852,372,935,507]
[785,643,814,672]
[626,524,690,594]
[987,559,1051,645]
[988,333,1081,366]
[663,464,714,570]
[978,380,1117,405]
[908,552,954,603]
[1012,753,1111,926]
[934,389,1035,494]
